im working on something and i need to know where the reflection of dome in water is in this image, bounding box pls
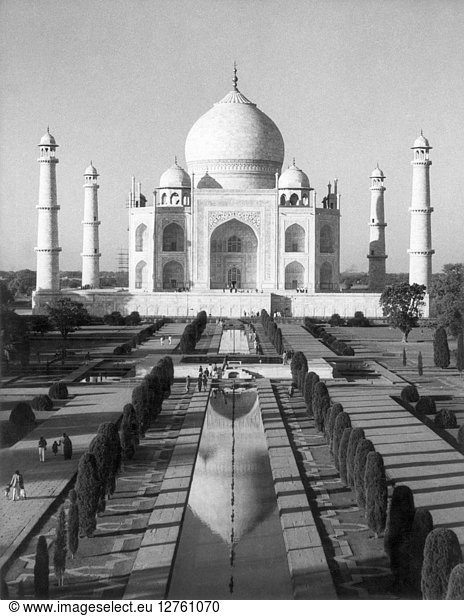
[188,402,275,545]
[209,388,257,420]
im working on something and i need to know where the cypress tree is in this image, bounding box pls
[421,528,463,599]
[446,564,464,599]
[408,508,434,592]
[132,384,149,436]
[305,372,320,416]
[53,506,67,587]
[433,326,450,368]
[402,347,407,366]
[275,328,283,355]
[418,351,423,376]
[67,489,79,559]
[457,333,464,373]
[146,371,163,417]
[302,373,312,416]
[120,404,137,460]
[364,451,387,537]
[384,485,416,585]
[75,453,100,538]
[458,425,464,452]
[290,352,308,389]
[354,439,375,510]
[332,412,351,468]
[326,403,343,452]
[338,427,352,484]
[88,432,112,511]
[97,422,121,497]
[346,427,365,487]
[34,536,49,599]
[1,577,8,599]
[312,381,330,433]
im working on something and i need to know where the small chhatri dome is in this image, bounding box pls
[278,160,310,189]
[412,131,431,149]
[84,161,98,176]
[197,170,223,189]
[370,164,384,178]
[159,160,191,188]
[39,127,57,147]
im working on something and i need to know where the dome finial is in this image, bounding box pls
[292,157,295,166]
[233,61,238,91]
[174,155,178,165]
[420,128,423,136]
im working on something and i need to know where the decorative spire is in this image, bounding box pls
[233,61,238,91]
[292,157,296,166]
[420,128,423,136]
[174,155,178,165]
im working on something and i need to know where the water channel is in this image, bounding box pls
[218,328,250,354]
[168,386,293,599]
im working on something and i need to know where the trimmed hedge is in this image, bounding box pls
[49,381,69,400]
[364,451,387,537]
[434,408,457,429]
[401,385,419,403]
[332,412,351,469]
[346,427,365,487]
[34,536,49,599]
[31,395,53,412]
[421,528,463,599]
[338,427,352,485]
[415,396,437,414]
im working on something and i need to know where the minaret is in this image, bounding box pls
[35,128,61,292]
[367,165,387,290]
[408,132,434,288]
[81,162,101,288]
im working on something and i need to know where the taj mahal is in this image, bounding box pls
[32,70,433,318]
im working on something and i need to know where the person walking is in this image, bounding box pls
[197,375,202,392]
[38,436,47,462]
[52,440,59,456]
[185,375,191,393]
[202,372,208,390]
[61,433,72,460]
[9,470,21,501]
[18,472,26,499]
[160,336,164,346]
[168,335,172,345]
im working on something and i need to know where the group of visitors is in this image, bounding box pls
[159,335,172,346]
[5,433,73,502]
[38,432,73,463]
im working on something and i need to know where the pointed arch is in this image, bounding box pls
[163,223,184,251]
[135,223,147,252]
[163,260,184,289]
[135,260,148,289]
[285,261,305,289]
[280,194,287,205]
[289,193,299,206]
[320,225,334,253]
[285,223,305,252]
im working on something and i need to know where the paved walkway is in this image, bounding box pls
[0,384,134,573]
[280,324,335,378]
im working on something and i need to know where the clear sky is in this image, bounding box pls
[1,0,463,274]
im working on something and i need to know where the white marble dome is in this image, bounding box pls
[278,162,310,189]
[370,165,384,178]
[84,162,98,176]
[159,161,191,188]
[185,87,284,189]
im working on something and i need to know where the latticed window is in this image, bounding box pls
[227,235,242,252]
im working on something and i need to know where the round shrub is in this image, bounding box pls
[364,452,387,537]
[434,408,457,429]
[9,402,36,426]
[421,528,463,599]
[326,403,343,450]
[416,396,437,414]
[34,535,49,599]
[48,381,69,400]
[408,508,434,592]
[338,427,352,485]
[446,563,464,599]
[312,381,330,433]
[113,345,125,355]
[401,385,419,403]
[354,439,375,510]
[332,412,351,469]
[384,486,416,583]
[31,395,53,412]
[346,427,365,487]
